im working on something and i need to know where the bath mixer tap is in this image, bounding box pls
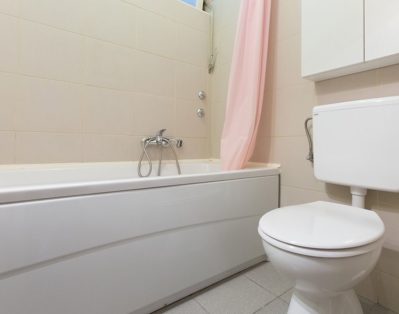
[143,129,183,148]
[138,129,183,177]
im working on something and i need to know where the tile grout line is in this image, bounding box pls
[243,273,285,299]
[193,298,211,314]
[242,274,283,313]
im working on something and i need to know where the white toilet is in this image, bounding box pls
[258,97,399,314]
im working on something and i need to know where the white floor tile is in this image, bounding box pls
[153,263,398,314]
[279,289,293,304]
[255,298,289,314]
[160,300,208,314]
[245,263,294,296]
[195,275,276,314]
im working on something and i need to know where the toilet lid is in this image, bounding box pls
[259,201,385,250]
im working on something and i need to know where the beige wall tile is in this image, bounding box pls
[0,0,19,15]
[379,191,399,207]
[0,73,19,131]
[85,0,136,48]
[210,101,226,158]
[82,86,135,135]
[136,8,177,58]
[16,77,83,132]
[176,99,208,138]
[213,23,236,67]
[377,64,399,96]
[0,0,210,164]
[84,38,136,91]
[176,25,209,67]
[274,0,300,43]
[269,136,324,191]
[0,14,19,73]
[250,137,271,163]
[213,0,241,31]
[19,0,86,34]
[83,134,136,162]
[176,62,208,100]
[125,0,210,32]
[211,61,230,104]
[0,131,15,163]
[20,21,85,82]
[280,184,352,208]
[256,88,274,138]
[280,186,329,207]
[315,70,380,105]
[133,93,175,136]
[15,132,83,163]
[271,84,316,137]
[133,50,175,97]
[273,35,307,90]
[179,137,209,159]
[159,0,210,33]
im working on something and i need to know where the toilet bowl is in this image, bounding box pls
[258,201,385,314]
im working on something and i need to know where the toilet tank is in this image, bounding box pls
[313,96,399,192]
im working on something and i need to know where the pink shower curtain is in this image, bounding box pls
[220,0,272,170]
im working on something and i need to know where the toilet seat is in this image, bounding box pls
[258,229,383,258]
[258,201,385,258]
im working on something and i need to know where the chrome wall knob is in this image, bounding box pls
[198,90,206,100]
[196,108,205,118]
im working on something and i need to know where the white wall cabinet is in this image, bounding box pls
[302,0,364,79]
[365,0,399,61]
[302,0,399,81]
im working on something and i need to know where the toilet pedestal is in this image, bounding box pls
[288,290,362,314]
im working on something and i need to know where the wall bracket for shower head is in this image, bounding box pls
[205,2,216,74]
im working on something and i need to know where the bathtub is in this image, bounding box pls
[0,159,279,314]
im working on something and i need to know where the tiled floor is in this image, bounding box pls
[154,262,397,314]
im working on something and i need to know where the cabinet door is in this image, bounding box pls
[365,0,399,61]
[302,0,364,78]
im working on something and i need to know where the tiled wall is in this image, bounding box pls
[209,0,241,156]
[211,0,399,312]
[0,0,210,164]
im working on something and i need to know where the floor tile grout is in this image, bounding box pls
[244,272,294,300]
[243,273,281,298]
[193,298,210,314]
[251,297,277,314]
[278,296,290,305]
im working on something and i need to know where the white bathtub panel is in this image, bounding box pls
[0,176,278,275]
[0,216,264,314]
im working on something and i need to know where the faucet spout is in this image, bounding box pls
[156,129,167,137]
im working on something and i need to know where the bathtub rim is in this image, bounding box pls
[0,159,280,204]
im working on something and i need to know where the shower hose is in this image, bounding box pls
[138,142,182,177]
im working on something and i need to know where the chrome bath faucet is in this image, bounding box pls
[138,129,183,177]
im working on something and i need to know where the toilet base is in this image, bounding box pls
[288,289,363,314]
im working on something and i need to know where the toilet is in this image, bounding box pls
[258,97,399,314]
[259,201,384,314]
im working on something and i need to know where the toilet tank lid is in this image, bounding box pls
[259,201,385,250]
[313,95,399,113]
